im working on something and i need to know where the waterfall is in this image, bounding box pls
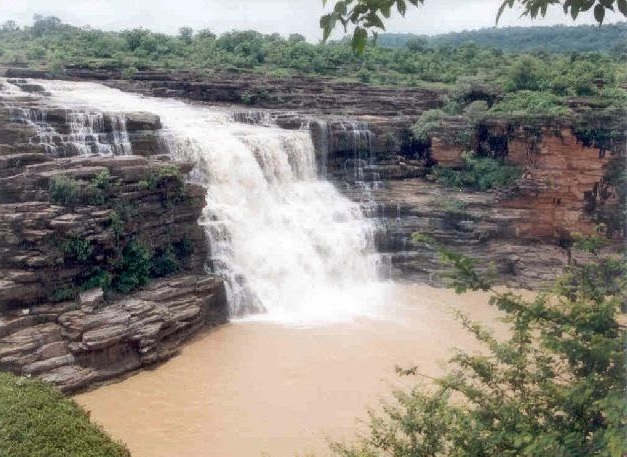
[309,119,330,178]
[2,80,131,157]
[2,79,390,324]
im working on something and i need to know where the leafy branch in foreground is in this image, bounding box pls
[321,0,627,52]
[330,235,626,457]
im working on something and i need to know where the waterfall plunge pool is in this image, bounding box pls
[76,284,509,457]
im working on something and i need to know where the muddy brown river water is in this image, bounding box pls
[75,284,514,457]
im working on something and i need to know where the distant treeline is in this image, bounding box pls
[377,22,627,53]
[0,15,626,112]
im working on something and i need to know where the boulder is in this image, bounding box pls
[124,112,162,131]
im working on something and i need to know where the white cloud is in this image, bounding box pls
[0,0,623,41]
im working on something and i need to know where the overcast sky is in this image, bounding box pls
[0,0,624,41]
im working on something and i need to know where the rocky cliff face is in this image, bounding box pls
[229,106,625,288]
[332,113,626,287]
[425,114,626,240]
[0,79,227,392]
[5,68,444,116]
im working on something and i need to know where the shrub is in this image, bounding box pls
[50,175,81,206]
[0,372,130,457]
[91,169,111,190]
[81,268,113,292]
[112,240,151,293]
[52,287,77,303]
[462,100,488,122]
[438,198,468,214]
[356,68,371,83]
[491,90,569,116]
[49,171,110,207]
[602,87,627,108]
[146,164,186,206]
[83,170,111,205]
[433,155,522,191]
[108,211,123,239]
[151,245,181,277]
[506,55,546,91]
[61,235,93,263]
[411,109,447,142]
[330,239,626,457]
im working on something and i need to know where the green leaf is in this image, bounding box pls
[497,0,516,22]
[563,0,572,13]
[380,3,392,18]
[594,3,606,22]
[397,0,407,16]
[352,26,368,54]
[497,1,508,23]
[320,13,338,42]
[334,0,347,16]
[365,12,385,29]
[580,0,596,11]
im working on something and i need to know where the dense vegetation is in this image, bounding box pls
[330,236,627,457]
[1,16,625,97]
[377,23,627,53]
[49,167,193,301]
[0,372,129,457]
[433,155,522,191]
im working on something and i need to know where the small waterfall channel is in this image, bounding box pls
[3,80,131,156]
[1,79,391,324]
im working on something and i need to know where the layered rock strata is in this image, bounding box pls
[5,68,444,116]
[0,275,226,393]
[0,81,227,392]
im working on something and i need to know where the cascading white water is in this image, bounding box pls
[2,80,131,156]
[3,79,391,324]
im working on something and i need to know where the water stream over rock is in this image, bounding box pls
[9,79,390,323]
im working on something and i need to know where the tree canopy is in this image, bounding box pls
[376,23,627,53]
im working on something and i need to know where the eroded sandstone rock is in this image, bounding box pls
[0,83,228,391]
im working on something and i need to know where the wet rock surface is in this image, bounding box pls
[0,80,228,391]
[1,275,226,393]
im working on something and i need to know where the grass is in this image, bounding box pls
[0,372,130,457]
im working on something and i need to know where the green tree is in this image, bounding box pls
[406,36,428,52]
[288,33,307,43]
[1,20,19,33]
[195,28,216,40]
[31,14,62,37]
[507,55,546,91]
[178,26,194,44]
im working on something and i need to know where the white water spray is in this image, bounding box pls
[2,79,391,324]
